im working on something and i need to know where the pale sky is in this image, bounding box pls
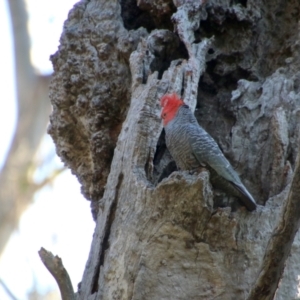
[0,1,95,299]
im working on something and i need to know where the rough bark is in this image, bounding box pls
[248,152,300,299]
[49,0,300,299]
[48,0,148,219]
[0,0,51,255]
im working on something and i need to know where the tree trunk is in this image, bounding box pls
[49,0,300,299]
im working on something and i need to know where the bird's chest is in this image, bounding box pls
[165,124,200,170]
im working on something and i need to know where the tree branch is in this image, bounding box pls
[38,247,75,300]
[0,278,18,300]
[29,167,66,193]
[0,0,52,256]
[247,152,300,300]
[8,0,35,95]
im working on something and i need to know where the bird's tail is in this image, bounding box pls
[232,182,257,211]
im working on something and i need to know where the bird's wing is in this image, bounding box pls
[189,126,257,211]
[189,126,240,183]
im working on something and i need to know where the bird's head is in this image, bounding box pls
[160,93,184,126]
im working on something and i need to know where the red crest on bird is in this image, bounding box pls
[160,93,184,126]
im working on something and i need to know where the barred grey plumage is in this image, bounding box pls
[161,94,256,211]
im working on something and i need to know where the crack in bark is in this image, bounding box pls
[91,172,124,294]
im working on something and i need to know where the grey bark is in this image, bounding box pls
[0,0,51,255]
[49,0,300,299]
[248,151,300,299]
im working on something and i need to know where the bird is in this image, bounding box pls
[160,93,257,211]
